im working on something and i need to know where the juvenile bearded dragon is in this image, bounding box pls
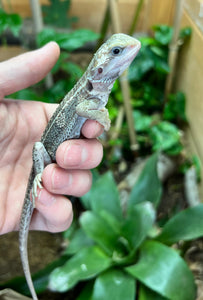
[19,33,141,300]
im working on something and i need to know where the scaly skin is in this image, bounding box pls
[19,33,141,300]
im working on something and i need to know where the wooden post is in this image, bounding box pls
[29,0,53,88]
[109,0,138,150]
[164,0,184,102]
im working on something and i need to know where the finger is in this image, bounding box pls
[0,42,60,99]
[56,139,103,169]
[42,166,92,197]
[32,189,73,232]
[82,120,104,138]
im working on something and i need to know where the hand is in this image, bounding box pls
[0,42,104,234]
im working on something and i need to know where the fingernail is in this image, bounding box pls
[37,189,56,207]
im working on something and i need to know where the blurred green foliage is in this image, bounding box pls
[0,8,22,39]
[10,28,99,103]
[108,25,191,159]
[42,0,78,28]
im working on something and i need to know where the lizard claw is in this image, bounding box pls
[32,173,43,198]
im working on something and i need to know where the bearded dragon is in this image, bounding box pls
[19,33,141,300]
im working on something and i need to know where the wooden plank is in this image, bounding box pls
[175,11,203,194]
[2,0,48,17]
[70,0,107,32]
[1,0,175,33]
[146,0,175,30]
[116,0,148,32]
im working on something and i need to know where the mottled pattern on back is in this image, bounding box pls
[41,76,89,160]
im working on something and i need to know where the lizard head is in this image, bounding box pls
[87,33,141,91]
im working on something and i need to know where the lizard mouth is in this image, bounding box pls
[102,74,119,84]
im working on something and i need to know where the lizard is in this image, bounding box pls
[19,33,141,300]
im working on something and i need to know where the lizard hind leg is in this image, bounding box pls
[32,142,52,207]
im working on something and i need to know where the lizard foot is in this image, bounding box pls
[32,173,43,198]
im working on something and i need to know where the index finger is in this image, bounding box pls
[0,41,60,99]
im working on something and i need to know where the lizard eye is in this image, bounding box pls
[111,46,123,56]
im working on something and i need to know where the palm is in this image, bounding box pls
[0,42,63,234]
[0,99,56,232]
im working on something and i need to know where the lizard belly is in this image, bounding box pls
[43,115,87,161]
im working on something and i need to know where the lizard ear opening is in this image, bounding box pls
[87,80,93,91]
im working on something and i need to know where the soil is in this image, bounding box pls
[0,231,62,281]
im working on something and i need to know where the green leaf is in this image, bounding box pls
[37,28,99,51]
[192,155,201,181]
[125,241,196,300]
[149,121,182,153]
[139,284,166,300]
[42,0,78,28]
[0,9,22,36]
[91,269,136,300]
[150,46,166,58]
[179,27,192,40]
[64,228,94,255]
[58,29,99,51]
[76,281,94,300]
[44,79,68,103]
[133,110,154,132]
[163,92,187,123]
[61,61,83,79]
[154,57,170,74]
[8,88,42,101]
[51,52,70,74]
[49,246,112,292]
[122,202,155,251]
[165,143,183,155]
[37,28,57,47]
[80,170,101,209]
[80,211,120,256]
[81,172,122,220]
[157,204,203,245]
[153,25,173,45]
[99,210,121,236]
[128,47,154,81]
[128,153,162,210]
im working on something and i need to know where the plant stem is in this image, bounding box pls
[164,0,184,105]
[29,0,53,88]
[109,0,138,150]
[96,5,110,50]
[128,0,144,35]
[7,0,13,13]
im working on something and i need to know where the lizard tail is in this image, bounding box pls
[19,198,38,300]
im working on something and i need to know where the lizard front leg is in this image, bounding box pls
[76,99,111,131]
[32,142,52,206]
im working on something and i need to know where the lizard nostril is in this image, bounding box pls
[98,67,103,74]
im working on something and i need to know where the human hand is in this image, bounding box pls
[0,42,104,234]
